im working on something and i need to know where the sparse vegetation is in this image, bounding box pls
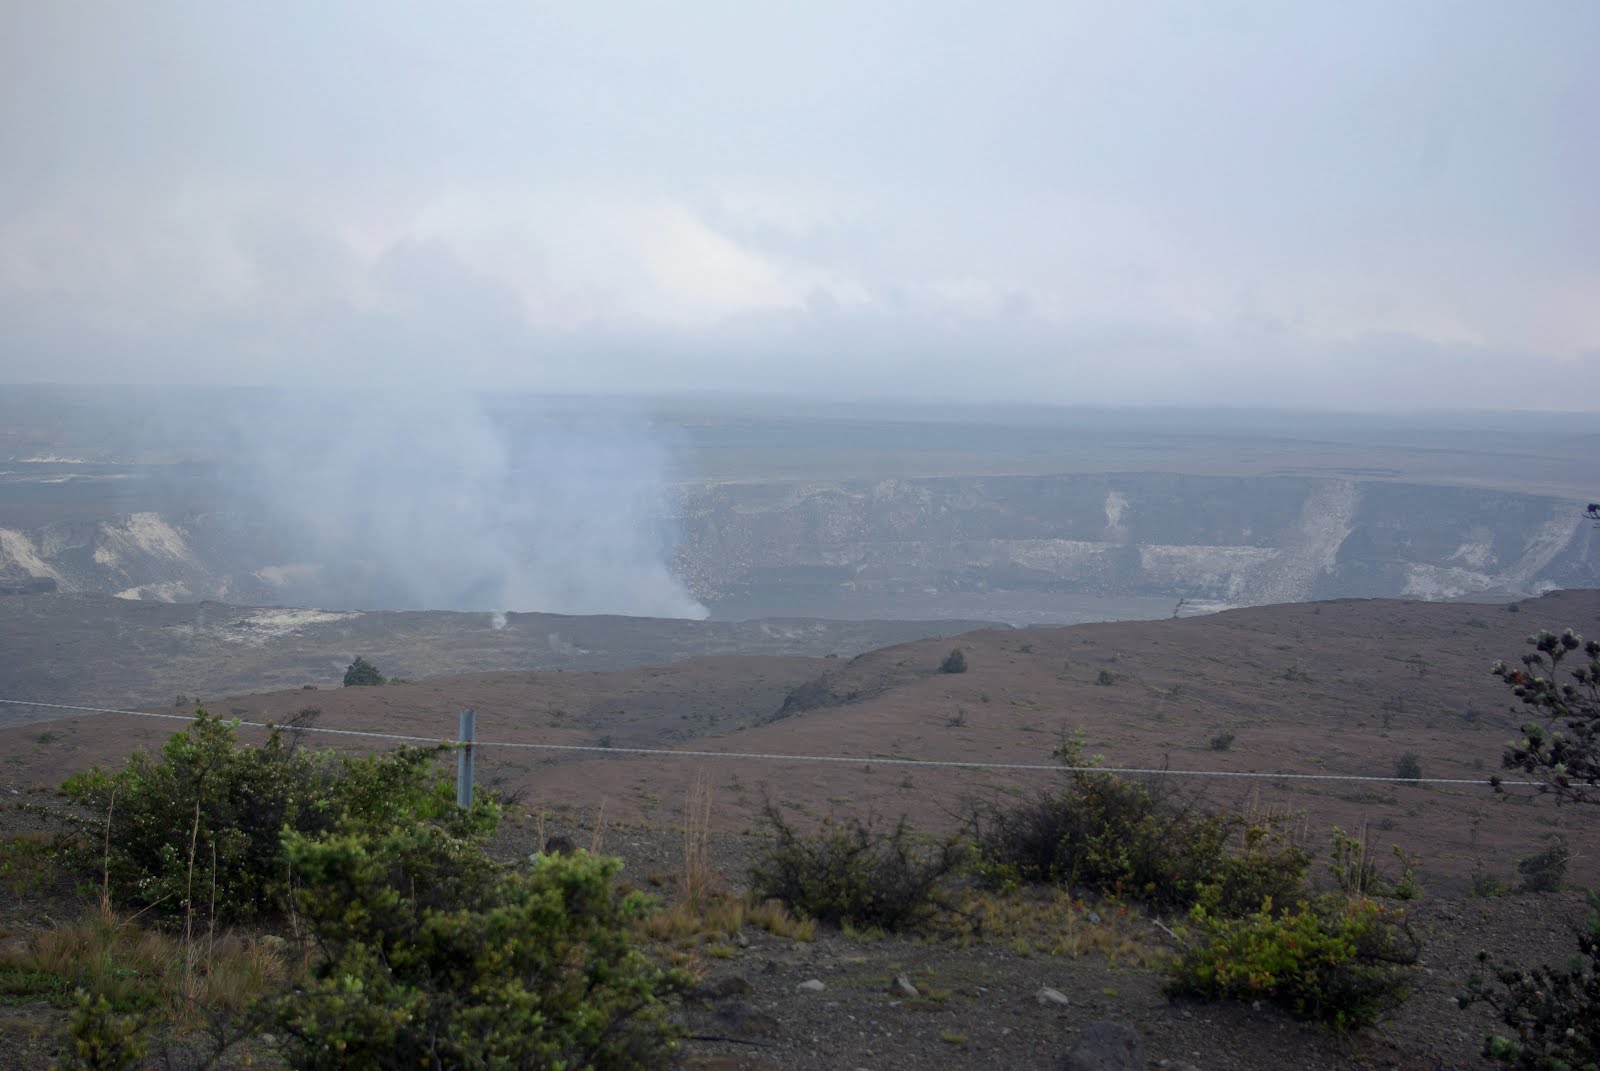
[1095,669,1117,686]
[969,736,1309,916]
[939,648,968,674]
[1462,625,1600,1066]
[0,833,59,897]
[1514,839,1569,893]
[34,709,681,1070]
[1462,890,1600,1069]
[60,707,494,921]
[750,806,966,932]
[0,905,287,1022]
[1394,752,1423,780]
[1209,731,1235,752]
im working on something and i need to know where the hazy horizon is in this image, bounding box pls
[3,2,1597,410]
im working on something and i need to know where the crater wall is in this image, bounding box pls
[1,472,1593,615]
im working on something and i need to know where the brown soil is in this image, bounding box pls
[7,589,1596,891]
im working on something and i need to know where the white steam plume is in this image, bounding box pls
[227,391,706,618]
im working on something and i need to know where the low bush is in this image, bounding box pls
[60,708,496,921]
[970,738,1308,915]
[276,825,684,1071]
[56,990,152,1071]
[1394,752,1423,780]
[1516,839,1570,894]
[1167,895,1418,1029]
[1210,731,1235,752]
[1461,890,1600,1069]
[939,648,968,674]
[749,806,966,932]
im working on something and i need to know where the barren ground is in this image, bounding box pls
[3,589,1599,1069]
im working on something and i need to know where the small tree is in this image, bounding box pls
[343,656,385,688]
[939,648,967,674]
[1461,626,1600,1066]
[1491,629,1600,804]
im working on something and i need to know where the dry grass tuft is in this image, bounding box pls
[0,906,291,1023]
[639,783,816,948]
[933,888,1169,967]
[639,887,815,946]
[0,832,61,898]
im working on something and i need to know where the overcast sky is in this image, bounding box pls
[2,1,1597,409]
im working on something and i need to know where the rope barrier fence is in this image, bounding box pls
[0,696,1537,790]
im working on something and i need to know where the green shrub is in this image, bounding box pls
[1461,890,1600,1069]
[1470,871,1510,899]
[60,709,495,921]
[1210,731,1235,752]
[1516,840,1570,893]
[1167,895,1418,1029]
[939,648,968,674]
[750,807,965,932]
[275,826,683,1071]
[1095,669,1117,686]
[343,656,385,687]
[55,990,152,1071]
[970,739,1308,915]
[1394,752,1423,780]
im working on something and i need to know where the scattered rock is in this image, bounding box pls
[690,975,753,1001]
[1035,987,1071,1008]
[714,1000,781,1038]
[892,974,920,998]
[1065,1021,1145,1071]
[797,978,826,993]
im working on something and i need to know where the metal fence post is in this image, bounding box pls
[456,708,476,809]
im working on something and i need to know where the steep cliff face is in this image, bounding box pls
[1,474,1594,614]
[672,474,1596,608]
[0,514,279,604]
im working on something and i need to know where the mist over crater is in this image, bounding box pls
[1,394,1595,623]
[220,392,707,618]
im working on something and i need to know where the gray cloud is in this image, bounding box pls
[1,1,1597,408]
